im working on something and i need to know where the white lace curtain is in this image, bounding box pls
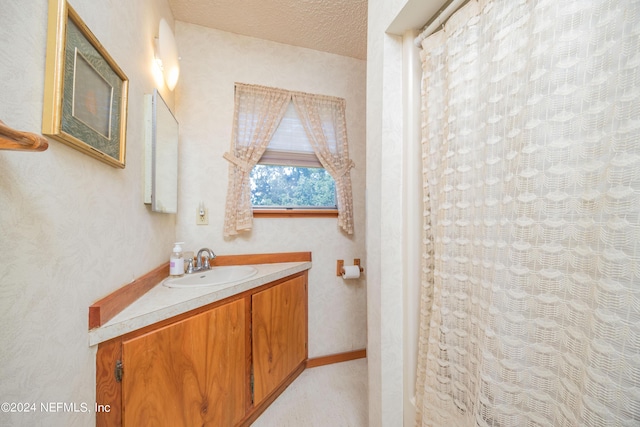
[416,0,640,426]
[223,83,355,236]
[223,84,290,236]
[293,93,355,234]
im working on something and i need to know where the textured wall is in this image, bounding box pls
[0,1,175,425]
[174,21,367,359]
[366,0,413,425]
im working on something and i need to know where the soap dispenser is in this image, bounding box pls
[170,242,185,276]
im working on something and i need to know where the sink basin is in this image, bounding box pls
[163,265,258,288]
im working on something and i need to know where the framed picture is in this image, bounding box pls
[42,0,129,168]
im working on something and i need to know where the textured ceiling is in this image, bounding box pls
[168,0,368,60]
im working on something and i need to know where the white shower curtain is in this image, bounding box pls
[416,0,640,426]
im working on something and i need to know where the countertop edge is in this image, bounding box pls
[89,261,311,346]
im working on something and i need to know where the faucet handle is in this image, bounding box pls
[185,257,195,274]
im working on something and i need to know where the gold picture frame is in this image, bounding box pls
[42,0,129,168]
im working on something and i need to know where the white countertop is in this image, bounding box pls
[89,261,312,346]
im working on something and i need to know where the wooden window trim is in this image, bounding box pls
[252,208,338,218]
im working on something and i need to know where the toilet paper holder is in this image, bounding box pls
[336,259,364,276]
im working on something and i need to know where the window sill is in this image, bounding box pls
[253,208,338,218]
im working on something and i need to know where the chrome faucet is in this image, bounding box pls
[195,248,216,271]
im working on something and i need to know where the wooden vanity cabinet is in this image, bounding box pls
[96,271,308,427]
[122,299,247,426]
[252,274,307,405]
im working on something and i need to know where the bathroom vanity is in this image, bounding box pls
[90,254,311,427]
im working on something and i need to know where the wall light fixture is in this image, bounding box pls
[155,19,180,91]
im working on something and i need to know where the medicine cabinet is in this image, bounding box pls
[144,89,178,213]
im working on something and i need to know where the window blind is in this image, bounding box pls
[258,102,323,168]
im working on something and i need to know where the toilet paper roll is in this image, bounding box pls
[342,265,361,280]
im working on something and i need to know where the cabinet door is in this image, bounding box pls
[121,299,246,427]
[252,275,307,405]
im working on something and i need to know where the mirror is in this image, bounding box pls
[144,89,179,213]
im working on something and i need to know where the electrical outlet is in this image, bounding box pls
[196,207,208,225]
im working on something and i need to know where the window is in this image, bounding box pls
[250,102,337,214]
[223,83,354,236]
[250,165,336,207]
